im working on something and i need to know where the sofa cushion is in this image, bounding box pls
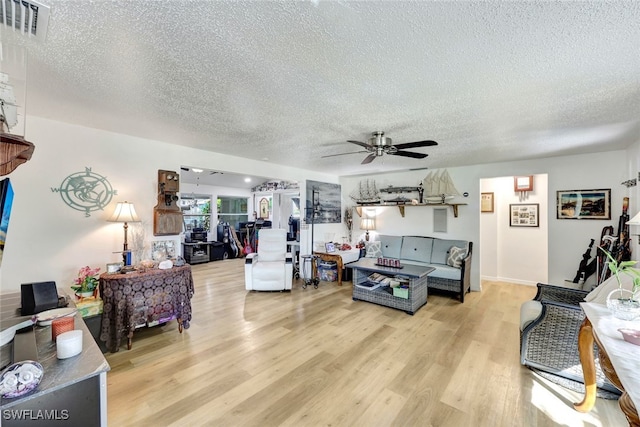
[428,264,463,280]
[446,246,466,268]
[400,236,433,263]
[379,235,402,259]
[365,241,382,258]
[431,239,468,265]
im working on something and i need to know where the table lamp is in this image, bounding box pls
[360,217,375,241]
[108,201,140,265]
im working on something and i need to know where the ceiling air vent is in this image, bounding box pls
[1,0,50,42]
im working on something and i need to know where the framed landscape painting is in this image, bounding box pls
[557,189,611,220]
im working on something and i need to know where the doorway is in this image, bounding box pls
[479,174,548,286]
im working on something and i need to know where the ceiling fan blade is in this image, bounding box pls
[393,140,438,150]
[321,150,368,158]
[361,153,377,164]
[347,140,370,149]
[389,151,428,159]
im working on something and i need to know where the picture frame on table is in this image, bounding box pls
[325,242,336,253]
[556,189,611,220]
[509,203,539,227]
[152,240,177,261]
[106,262,123,273]
[481,192,494,213]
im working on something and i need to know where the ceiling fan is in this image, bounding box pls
[323,131,438,164]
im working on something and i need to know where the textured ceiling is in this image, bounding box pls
[2,1,640,179]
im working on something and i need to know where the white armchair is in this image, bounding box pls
[244,228,293,291]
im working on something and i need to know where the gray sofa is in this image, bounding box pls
[376,235,473,302]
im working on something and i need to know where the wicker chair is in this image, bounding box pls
[519,283,620,395]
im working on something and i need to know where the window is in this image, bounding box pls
[217,196,248,227]
[180,195,212,231]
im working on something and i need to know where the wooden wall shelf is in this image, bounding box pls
[355,203,467,218]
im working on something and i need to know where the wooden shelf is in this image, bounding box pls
[355,203,467,218]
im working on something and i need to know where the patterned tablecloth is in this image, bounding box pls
[99,265,194,352]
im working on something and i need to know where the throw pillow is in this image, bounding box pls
[365,241,382,258]
[446,246,466,268]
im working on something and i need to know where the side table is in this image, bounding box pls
[99,265,194,352]
[312,249,361,286]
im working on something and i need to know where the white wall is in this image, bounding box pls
[341,149,630,291]
[625,139,640,255]
[0,117,338,293]
[3,116,637,296]
[481,174,548,286]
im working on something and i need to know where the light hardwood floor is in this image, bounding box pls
[106,259,627,426]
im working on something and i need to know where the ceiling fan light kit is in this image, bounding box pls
[324,131,438,164]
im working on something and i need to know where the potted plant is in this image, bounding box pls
[600,248,640,320]
[71,266,101,299]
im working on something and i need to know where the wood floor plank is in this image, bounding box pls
[105,260,628,426]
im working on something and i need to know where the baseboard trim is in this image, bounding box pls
[481,276,537,286]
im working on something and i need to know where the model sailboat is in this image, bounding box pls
[349,179,381,205]
[423,170,461,203]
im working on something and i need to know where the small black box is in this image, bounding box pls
[20,281,59,315]
[209,241,226,261]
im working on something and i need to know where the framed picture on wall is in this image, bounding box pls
[556,189,611,220]
[514,176,534,192]
[304,180,342,224]
[259,198,270,219]
[510,204,539,227]
[481,192,494,213]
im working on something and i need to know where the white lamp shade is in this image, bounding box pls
[360,218,375,231]
[108,201,140,223]
[627,211,640,225]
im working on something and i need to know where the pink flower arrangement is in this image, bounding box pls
[71,266,101,293]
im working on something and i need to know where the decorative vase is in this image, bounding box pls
[75,289,96,299]
[606,289,640,321]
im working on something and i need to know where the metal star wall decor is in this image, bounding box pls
[51,167,117,217]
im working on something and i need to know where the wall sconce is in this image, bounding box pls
[627,211,640,244]
[108,201,140,265]
[360,217,376,241]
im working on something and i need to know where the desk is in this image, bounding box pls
[99,265,194,352]
[0,293,110,426]
[575,303,640,425]
[312,249,361,286]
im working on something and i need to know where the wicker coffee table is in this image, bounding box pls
[349,258,434,315]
